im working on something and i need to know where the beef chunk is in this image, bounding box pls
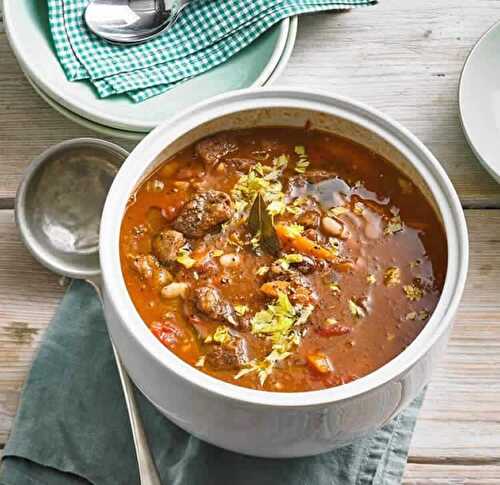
[287,272,318,306]
[195,133,238,168]
[131,254,172,289]
[269,271,318,306]
[193,286,238,327]
[298,210,321,229]
[205,340,248,370]
[225,158,254,172]
[295,256,316,275]
[152,229,186,264]
[173,190,234,238]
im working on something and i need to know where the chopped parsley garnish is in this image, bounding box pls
[349,299,366,318]
[234,304,249,316]
[287,196,309,215]
[284,223,304,239]
[231,156,288,217]
[205,325,233,345]
[256,266,270,276]
[329,282,341,294]
[176,245,197,269]
[405,309,429,321]
[403,285,424,301]
[234,293,314,385]
[275,253,304,270]
[384,215,404,235]
[384,266,401,286]
[294,145,310,173]
[353,202,365,215]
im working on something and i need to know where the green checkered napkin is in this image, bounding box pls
[48,0,377,102]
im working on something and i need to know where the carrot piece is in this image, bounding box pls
[275,224,336,260]
[260,280,290,298]
[307,353,334,374]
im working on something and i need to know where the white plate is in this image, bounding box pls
[24,18,298,142]
[4,0,291,133]
[459,19,500,183]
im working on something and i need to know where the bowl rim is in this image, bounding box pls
[100,87,469,408]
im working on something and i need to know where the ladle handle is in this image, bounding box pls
[112,345,163,485]
[88,278,162,485]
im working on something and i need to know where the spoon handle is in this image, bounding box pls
[88,278,162,485]
[112,344,163,485]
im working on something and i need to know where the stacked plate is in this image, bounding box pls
[4,0,297,141]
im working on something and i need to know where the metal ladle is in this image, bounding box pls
[15,138,162,485]
[84,0,191,45]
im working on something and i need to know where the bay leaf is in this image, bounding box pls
[248,193,280,256]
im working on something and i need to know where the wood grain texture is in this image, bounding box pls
[1,0,500,205]
[1,0,500,481]
[404,464,500,484]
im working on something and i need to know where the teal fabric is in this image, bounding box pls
[0,280,423,485]
[47,0,377,102]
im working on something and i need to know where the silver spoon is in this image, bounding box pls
[84,0,190,45]
[15,138,162,485]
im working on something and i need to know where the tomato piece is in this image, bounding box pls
[316,323,352,337]
[150,321,182,348]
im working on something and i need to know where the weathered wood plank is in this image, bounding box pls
[0,211,66,442]
[406,209,500,464]
[1,0,500,205]
[0,209,499,465]
[404,464,500,484]
[0,33,135,203]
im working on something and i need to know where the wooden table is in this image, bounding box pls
[1,0,499,482]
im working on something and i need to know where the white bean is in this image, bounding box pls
[219,253,240,268]
[321,216,344,238]
[161,282,189,299]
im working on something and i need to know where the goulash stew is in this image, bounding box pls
[120,127,447,392]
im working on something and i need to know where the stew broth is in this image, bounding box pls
[120,127,447,392]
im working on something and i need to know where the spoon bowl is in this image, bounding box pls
[15,138,162,484]
[15,138,128,280]
[84,0,188,45]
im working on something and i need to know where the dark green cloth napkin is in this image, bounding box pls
[0,280,423,485]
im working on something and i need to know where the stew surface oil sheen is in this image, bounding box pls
[120,127,447,392]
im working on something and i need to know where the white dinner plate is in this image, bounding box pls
[23,18,298,142]
[459,19,500,183]
[4,0,292,133]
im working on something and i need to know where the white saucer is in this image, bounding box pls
[459,19,500,183]
[24,18,298,142]
[4,0,294,133]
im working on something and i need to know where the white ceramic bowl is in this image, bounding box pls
[100,88,468,457]
[459,19,500,182]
